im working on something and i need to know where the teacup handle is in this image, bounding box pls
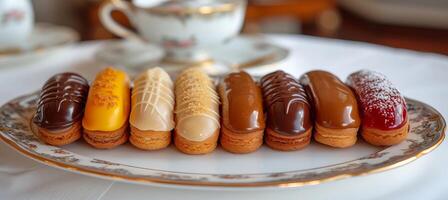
[100,0,146,43]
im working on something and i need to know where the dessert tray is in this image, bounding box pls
[0,92,444,188]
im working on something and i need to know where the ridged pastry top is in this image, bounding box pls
[175,68,220,141]
[346,70,407,130]
[300,70,360,129]
[261,71,312,136]
[82,67,130,131]
[33,73,89,130]
[130,67,175,131]
[219,71,264,133]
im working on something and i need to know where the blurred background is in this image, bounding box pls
[33,0,448,55]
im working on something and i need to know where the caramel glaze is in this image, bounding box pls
[260,71,312,136]
[220,71,265,133]
[299,70,360,129]
[33,73,89,130]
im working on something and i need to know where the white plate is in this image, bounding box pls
[0,23,79,67]
[0,92,444,189]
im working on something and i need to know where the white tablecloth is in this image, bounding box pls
[0,35,447,200]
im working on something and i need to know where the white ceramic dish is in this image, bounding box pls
[0,23,79,67]
[339,0,448,29]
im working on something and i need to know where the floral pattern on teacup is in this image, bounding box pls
[1,9,25,25]
[162,36,197,49]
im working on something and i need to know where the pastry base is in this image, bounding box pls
[265,128,312,151]
[174,129,219,155]
[36,122,82,146]
[220,126,264,154]
[83,124,128,149]
[129,125,171,150]
[314,124,358,148]
[361,120,409,146]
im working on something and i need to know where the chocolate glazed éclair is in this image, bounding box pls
[260,71,312,151]
[33,72,89,146]
[300,70,361,148]
[261,71,312,135]
[219,71,265,154]
[33,73,89,130]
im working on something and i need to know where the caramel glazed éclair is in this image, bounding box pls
[219,71,265,154]
[300,70,361,148]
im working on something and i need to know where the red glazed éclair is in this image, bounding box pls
[346,70,409,146]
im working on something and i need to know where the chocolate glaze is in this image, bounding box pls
[300,70,360,129]
[33,73,89,130]
[220,71,265,133]
[260,71,312,136]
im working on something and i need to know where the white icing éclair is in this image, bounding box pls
[130,67,175,132]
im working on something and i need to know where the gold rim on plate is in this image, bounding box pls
[0,94,445,188]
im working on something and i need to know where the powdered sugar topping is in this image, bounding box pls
[347,70,407,129]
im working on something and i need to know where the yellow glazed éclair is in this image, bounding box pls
[129,67,175,150]
[174,68,220,154]
[82,67,130,149]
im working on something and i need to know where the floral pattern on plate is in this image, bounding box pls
[0,92,445,188]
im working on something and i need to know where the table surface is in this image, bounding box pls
[0,34,447,200]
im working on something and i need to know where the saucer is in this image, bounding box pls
[95,40,166,70]
[0,23,79,67]
[210,35,289,70]
[95,35,289,75]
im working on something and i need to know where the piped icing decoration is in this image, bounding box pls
[260,70,312,136]
[300,70,361,129]
[220,71,264,133]
[82,67,130,131]
[33,73,89,130]
[130,67,175,131]
[175,68,220,141]
[346,70,407,130]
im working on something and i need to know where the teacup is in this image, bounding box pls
[0,0,34,50]
[100,0,247,63]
